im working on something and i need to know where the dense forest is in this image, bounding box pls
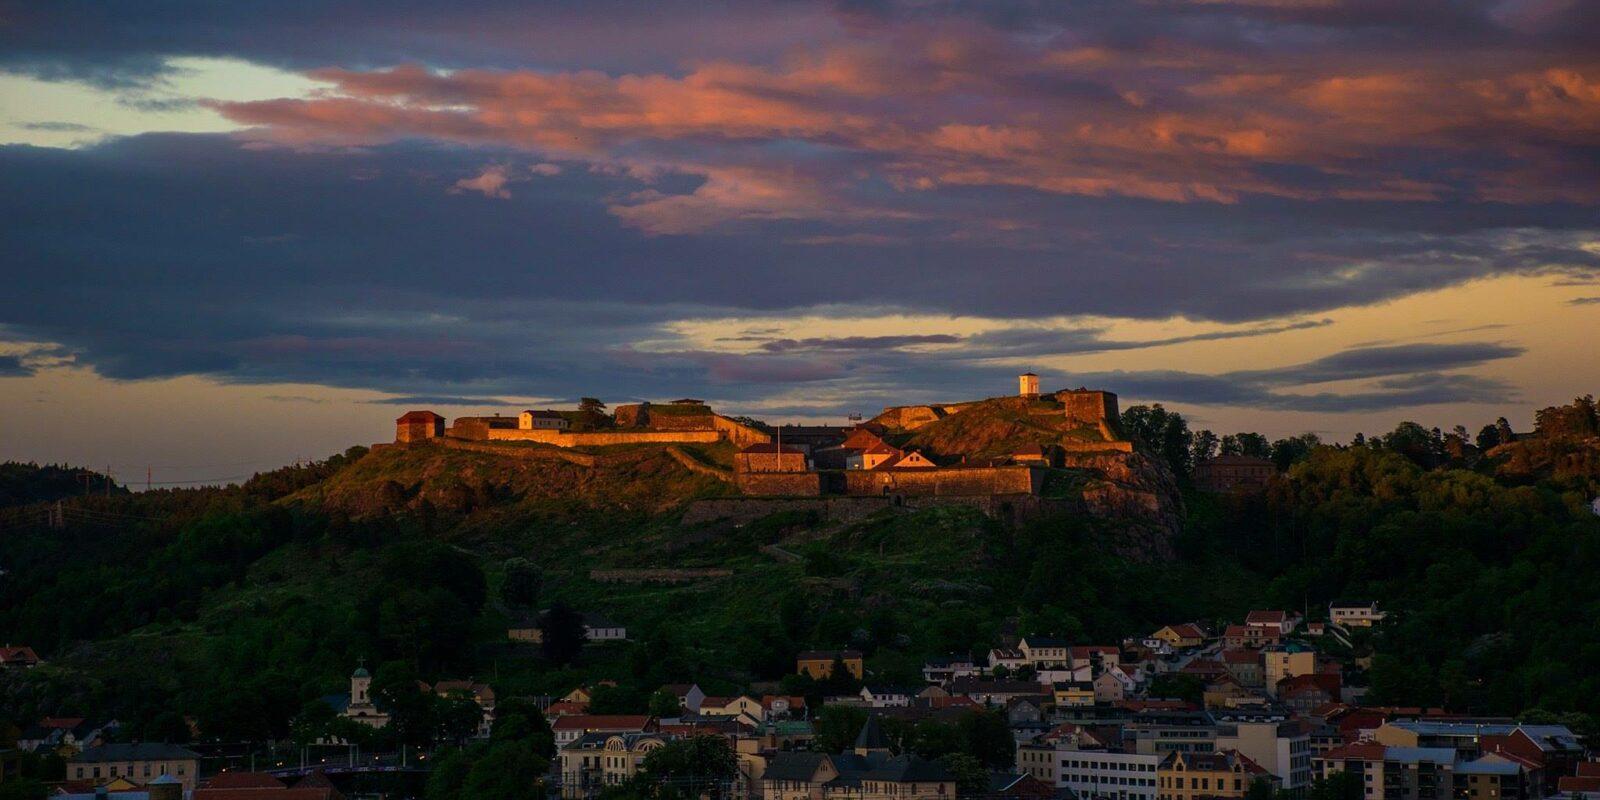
[2,396,1598,754]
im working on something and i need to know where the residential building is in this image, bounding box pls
[1262,645,1317,698]
[1020,637,1071,668]
[860,686,914,708]
[1194,455,1275,493]
[0,646,41,669]
[68,744,202,791]
[559,732,670,798]
[508,612,628,643]
[1150,625,1208,650]
[1216,720,1314,793]
[659,683,706,713]
[1224,626,1282,650]
[1129,710,1218,756]
[1246,611,1300,635]
[1019,739,1161,800]
[1157,750,1276,800]
[1328,602,1386,628]
[551,715,657,746]
[949,678,1045,706]
[922,655,980,684]
[759,717,954,800]
[1221,650,1263,688]
[796,650,864,680]
[1054,682,1097,708]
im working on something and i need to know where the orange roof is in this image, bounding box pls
[396,410,443,423]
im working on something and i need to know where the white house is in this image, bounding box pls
[1019,637,1070,668]
[860,685,914,708]
[519,410,571,430]
[1328,601,1386,628]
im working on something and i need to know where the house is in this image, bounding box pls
[551,715,657,746]
[1328,601,1386,628]
[877,449,937,469]
[1094,671,1127,703]
[1150,625,1207,650]
[1261,645,1316,697]
[1215,720,1314,792]
[1277,674,1341,713]
[68,744,202,791]
[395,410,445,442]
[16,718,118,757]
[762,695,807,719]
[860,686,914,708]
[737,443,809,473]
[195,771,344,800]
[988,648,1030,674]
[1222,625,1281,650]
[700,695,767,725]
[1156,749,1275,800]
[1020,637,1071,668]
[0,646,41,669]
[519,409,571,430]
[1193,455,1275,493]
[1202,676,1252,710]
[796,650,865,680]
[1220,650,1263,688]
[509,612,627,643]
[1245,611,1299,635]
[759,716,954,800]
[559,732,671,798]
[921,655,980,683]
[949,678,1046,705]
[1052,682,1096,708]
[988,772,1057,800]
[660,684,707,713]
[1068,646,1121,670]
[847,445,904,471]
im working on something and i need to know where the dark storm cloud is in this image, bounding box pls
[0,133,1579,410]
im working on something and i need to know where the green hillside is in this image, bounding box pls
[3,396,1600,742]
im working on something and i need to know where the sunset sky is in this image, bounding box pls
[2,1,1598,485]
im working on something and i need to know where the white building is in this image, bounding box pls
[1019,742,1160,800]
[1328,601,1386,628]
[519,410,571,430]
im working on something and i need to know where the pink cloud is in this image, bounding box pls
[451,164,514,199]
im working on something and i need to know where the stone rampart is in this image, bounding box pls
[841,465,1041,496]
[682,494,1073,526]
[734,471,823,496]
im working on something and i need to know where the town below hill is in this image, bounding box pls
[1,389,1598,800]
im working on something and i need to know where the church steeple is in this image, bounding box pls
[853,714,891,756]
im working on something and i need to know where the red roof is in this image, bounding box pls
[1278,673,1341,697]
[551,714,654,731]
[1558,777,1600,793]
[1246,610,1287,624]
[1221,648,1260,665]
[203,774,288,790]
[0,646,40,664]
[543,701,589,716]
[1166,623,1207,639]
[1318,742,1388,762]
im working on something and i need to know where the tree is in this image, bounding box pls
[640,735,738,798]
[424,746,475,800]
[500,558,542,610]
[649,689,683,718]
[578,398,610,429]
[539,603,587,666]
[813,706,867,753]
[1147,674,1204,706]
[938,753,987,797]
[1121,404,1193,478]
[460,740,547,800]
[1191,429,1220,464]
[954,710,1014,769]
[1221,432,1270,458]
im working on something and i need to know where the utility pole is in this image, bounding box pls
[147,466,152,492]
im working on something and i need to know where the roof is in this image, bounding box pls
[1317,742,1388,762]
[396,410,443,423]
[763,752,831,782]
[855,716,891,751]
[550,715,653,731]
[521,409,565,419]
[203,773,288,790]
[73,743,201,762]
[1246,610,1287,624]
[1161,749,1269,775]
[1458,759,1525,776]
[1162,623,1207,639]
[798,649,863,660]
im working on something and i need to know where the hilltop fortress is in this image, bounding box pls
[387,375,1179,551]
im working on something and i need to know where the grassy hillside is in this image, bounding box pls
[897,396,1112,460]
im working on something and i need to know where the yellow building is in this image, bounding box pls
[559,732,669,799]
[796,650,864,680]
[1157,750,1275,800]
[1151,624,1208,649]
[1262,646,1317,697]
[1053,682,1096,707]
[68,744,202,792]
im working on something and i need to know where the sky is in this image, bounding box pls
[1,0,1598,486]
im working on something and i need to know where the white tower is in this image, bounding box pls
[1019,372,1040,398]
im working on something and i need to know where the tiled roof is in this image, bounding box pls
[73,743,201,762]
